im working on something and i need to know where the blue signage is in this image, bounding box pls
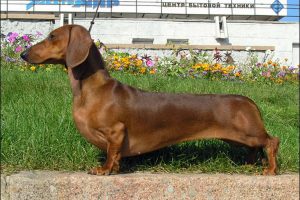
[271,0,284,14]
[26,0,120,10]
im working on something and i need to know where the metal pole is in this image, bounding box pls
[185,0,187,18]
[254,0,256,20]
[85,0,87,18]
[6,0,8,18]
[111,0,113,17]
[208,0,210,19]
[59,0,61,16]
[136,0,138,18]
[230,0,233,20]
[161,0,163,18]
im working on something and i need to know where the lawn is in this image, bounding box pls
[1,67,299,174]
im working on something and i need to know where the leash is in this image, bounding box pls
[88,0,102,32]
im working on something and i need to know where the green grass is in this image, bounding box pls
[1,67,299,174]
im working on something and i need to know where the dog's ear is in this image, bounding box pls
[66,26,92,68]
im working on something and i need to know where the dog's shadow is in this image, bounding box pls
[97,140,265,173]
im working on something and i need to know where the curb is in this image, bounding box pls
[1,171,299,200]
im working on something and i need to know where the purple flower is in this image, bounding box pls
[202,71,208,75]
[5,56,11,62]
[8,37,16,43]
[256,63,262,67]
[7,32,18,43]
[15,46,22,53]
[8,32,18,37]
[288,66,296,71]
[5,56,14,62]
[22,34,30,42]
[277,71,286,77]
[146,60,154,67]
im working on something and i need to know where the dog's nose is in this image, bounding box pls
[20,50,28,61]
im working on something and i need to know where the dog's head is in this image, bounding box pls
[21,25,92,68]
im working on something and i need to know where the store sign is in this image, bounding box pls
[1,0,287,16]
[162,2,255,8]
[26,0,120,9]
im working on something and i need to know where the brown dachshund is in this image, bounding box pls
[21,25,280,175]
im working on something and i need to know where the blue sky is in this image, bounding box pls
[280,0,300,22]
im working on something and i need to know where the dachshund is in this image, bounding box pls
[21,25,280,175]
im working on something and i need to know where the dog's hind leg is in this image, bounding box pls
[220,129,279,175]
[263,136,280,175]
[240,133,279,175]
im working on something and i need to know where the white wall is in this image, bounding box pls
[1,20,54,37]
[1,18,299,65]
[83,19,299,65]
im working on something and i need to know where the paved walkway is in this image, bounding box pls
[1,171,299,200]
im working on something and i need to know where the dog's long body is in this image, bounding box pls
[21,25,279,175]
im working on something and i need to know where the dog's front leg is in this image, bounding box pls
[88,122,125,175]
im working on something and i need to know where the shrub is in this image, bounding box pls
[1,32,298,84]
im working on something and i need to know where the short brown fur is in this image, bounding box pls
[21,25,280,175]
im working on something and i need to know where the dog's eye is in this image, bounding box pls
[48,34,55,40]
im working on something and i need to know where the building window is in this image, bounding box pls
[167,39,189,45]
[132,38,154,44]
[292,43,299,66]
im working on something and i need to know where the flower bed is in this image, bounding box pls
[1,33,298,84]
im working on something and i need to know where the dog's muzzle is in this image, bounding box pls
[20,50,28,61]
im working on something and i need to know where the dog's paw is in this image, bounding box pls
[88,167,111,176]
[263,168,276,176]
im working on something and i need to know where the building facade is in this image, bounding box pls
[1,0,299,65]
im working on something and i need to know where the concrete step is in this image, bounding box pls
[1,171,299,200]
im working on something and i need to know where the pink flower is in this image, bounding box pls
[146,60,154,67]
[8,37,15,43]
[22,34,30,42]
[262,71,271,77]
[8,32,18,43]
[15,46,22,53]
